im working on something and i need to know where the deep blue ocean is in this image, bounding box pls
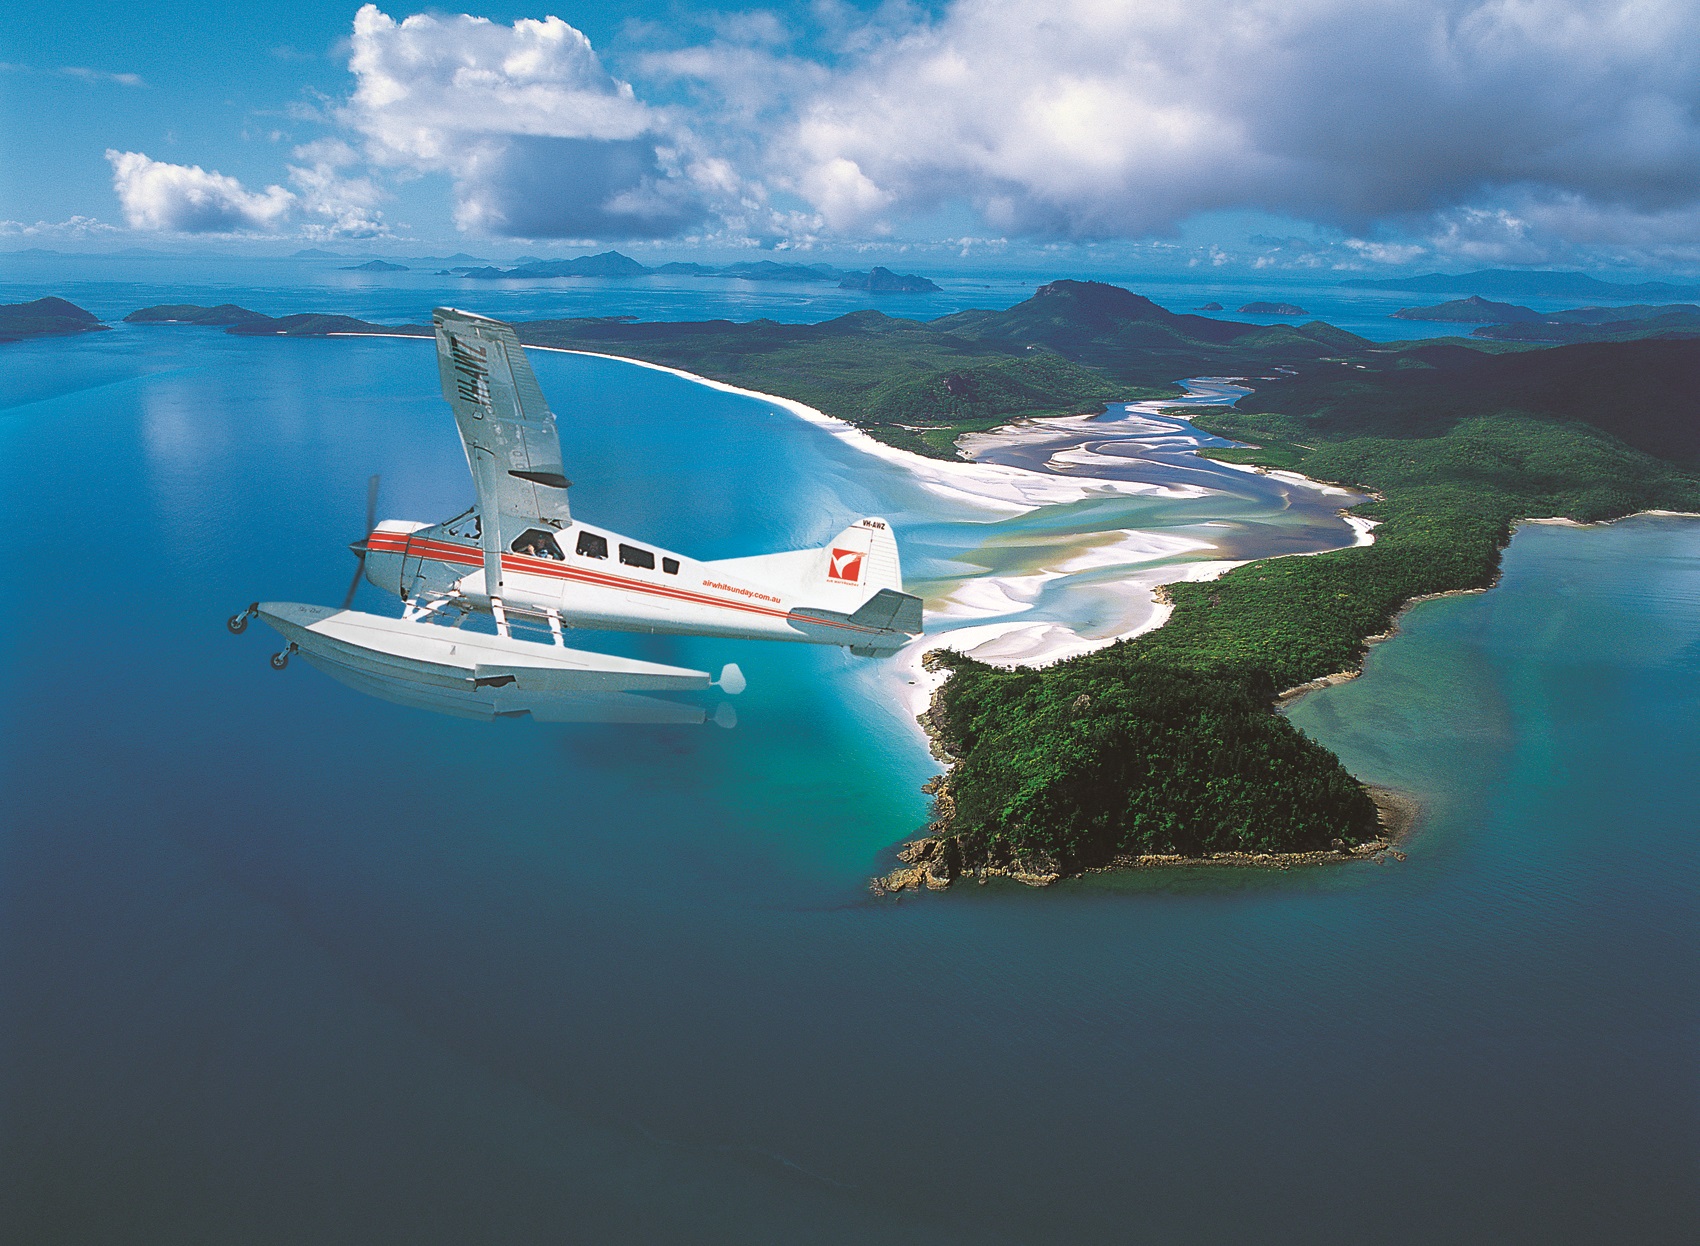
[2,267,1698,1243]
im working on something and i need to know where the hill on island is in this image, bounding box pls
[930,280,1363,383]
[1385,294,1700,343]
[124,303,271,326]
[0,297,105,343]
[838,266,941,293]
[1393,295,1543,323]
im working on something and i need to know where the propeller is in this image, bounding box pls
[342,473,381,610]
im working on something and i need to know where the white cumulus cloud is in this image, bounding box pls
[343,3,703,237]
[91,1,1700,261]
[288,138,390,239]
[731,0,1700,249]
[106,151,295,233]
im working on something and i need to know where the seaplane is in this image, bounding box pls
[228,307,924,723]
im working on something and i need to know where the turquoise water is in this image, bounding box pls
[2,318,1697,1241]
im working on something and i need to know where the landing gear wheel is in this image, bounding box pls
[227,613,249,634]
[270,651,291,670]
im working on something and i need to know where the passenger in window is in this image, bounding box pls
[575,531,609,559]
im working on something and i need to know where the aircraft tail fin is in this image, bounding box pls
[700,516,922,654]
[819,517,903,596]
[784,518,922,655]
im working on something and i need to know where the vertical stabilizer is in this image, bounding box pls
[820,517,903,595]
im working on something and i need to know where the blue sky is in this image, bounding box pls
[5,1,1700,274]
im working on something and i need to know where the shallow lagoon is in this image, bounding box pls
[2,325,1697,1242]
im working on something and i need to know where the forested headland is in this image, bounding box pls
[899,329,1700,889]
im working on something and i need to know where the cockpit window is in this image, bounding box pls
[511,529,564,560]
[662,557,680,575]
[575,530,609,559]
[619,544,656,570]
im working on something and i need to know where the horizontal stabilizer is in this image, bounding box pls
[848,588,923,635]
[785,585,922,655]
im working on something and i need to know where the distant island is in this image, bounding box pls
[1343,267,1700,301]
[124,303,271,326]
[1393,295,1543,323]
[1195,302,1223,311]
[442,248,940,291]
[109,281,1700,884]
[837,266,940,293]
[342,259,408,272]
[296,248,486,266]
[1239,301,1306,315]
[1390,294,1700,343]
[0,297,106,343]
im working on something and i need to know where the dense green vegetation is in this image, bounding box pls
[924,338,1700,880]
[926,656,1380,871]
[0,296,104,343]
[511,297,1202,457]
[509,281,1388,455]
[121,282,1381,459]
[1473,310,1700,344]
[1235,338,1700,462]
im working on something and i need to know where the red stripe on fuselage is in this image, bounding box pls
[368,531,882,634]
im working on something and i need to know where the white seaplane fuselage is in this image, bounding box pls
[364,513,916,654]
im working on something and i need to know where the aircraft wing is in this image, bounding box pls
[432,307,572,593]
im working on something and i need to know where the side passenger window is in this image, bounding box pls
[619,544,656,570]
[575,530,609,559]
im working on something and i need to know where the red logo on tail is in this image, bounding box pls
[827,548,864,584]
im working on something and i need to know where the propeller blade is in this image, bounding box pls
[341,553,367,611]
[342,474,381,611]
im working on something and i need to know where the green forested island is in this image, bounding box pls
[0,296,106,342]
[114,283,1700,885]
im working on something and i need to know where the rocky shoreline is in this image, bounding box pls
[872,784,1417,894]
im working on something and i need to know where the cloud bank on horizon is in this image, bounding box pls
[93,0,1700,268]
